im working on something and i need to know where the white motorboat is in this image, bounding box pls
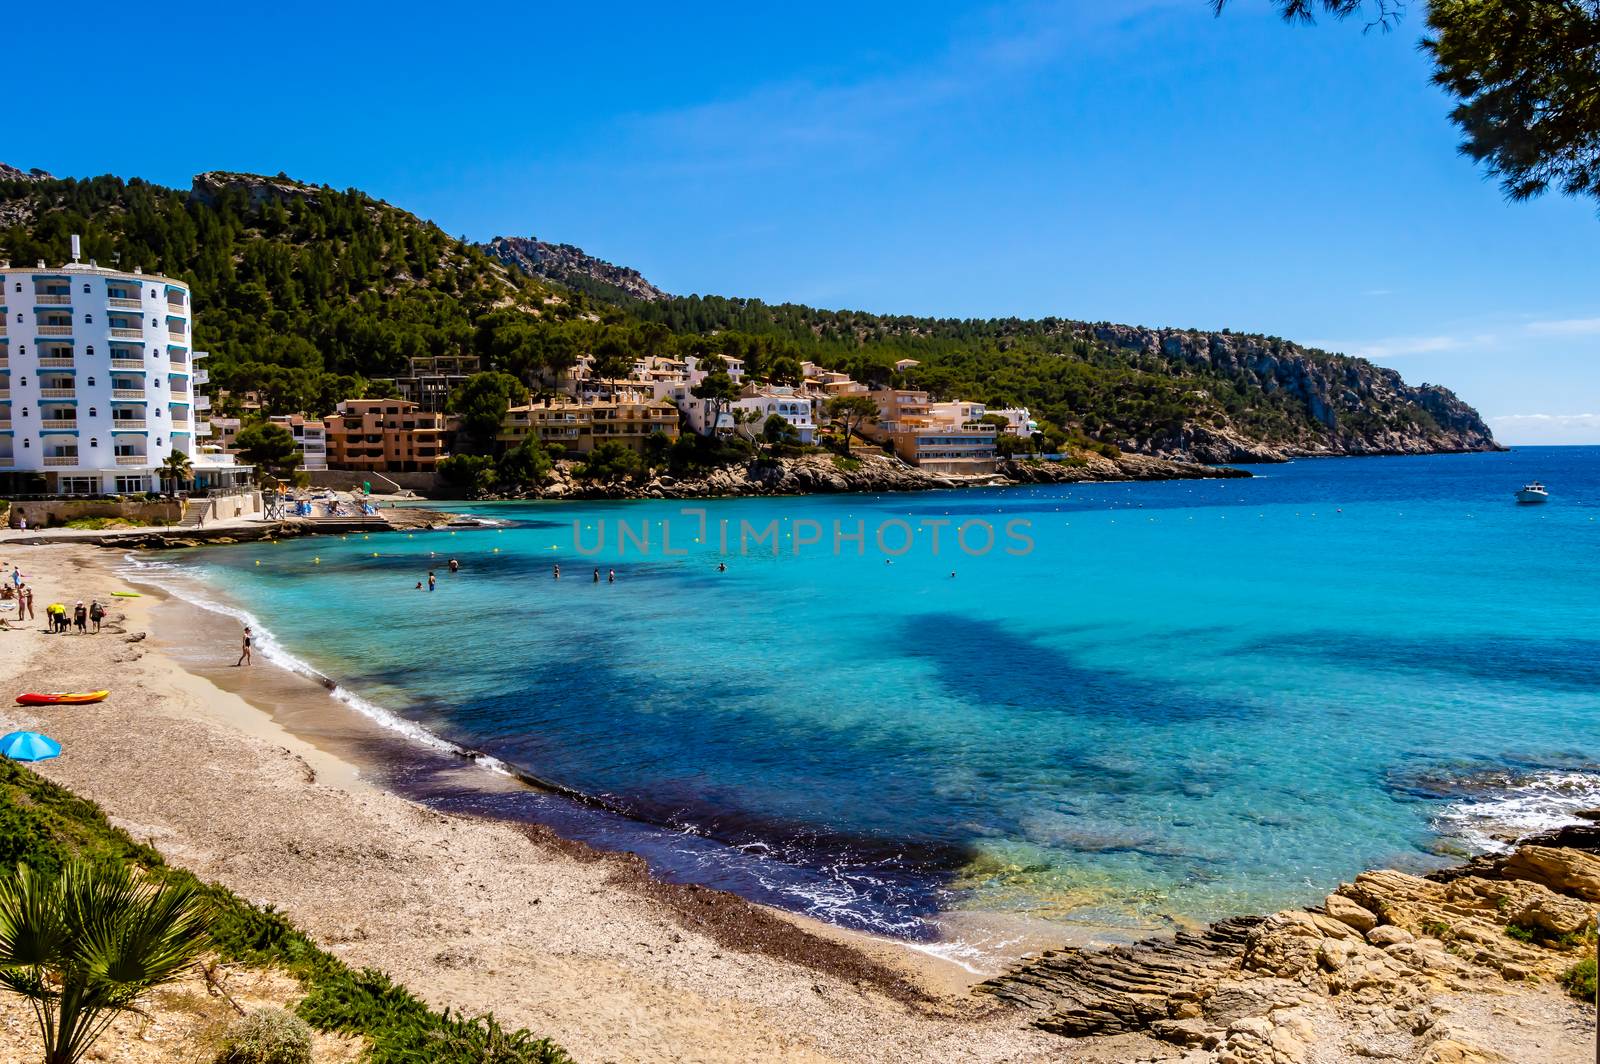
[1515,482,1549,504]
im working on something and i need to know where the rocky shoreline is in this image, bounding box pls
[487,450,1250,502]
[979,823,1600,1062]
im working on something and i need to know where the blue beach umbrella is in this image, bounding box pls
[0,731,60,762]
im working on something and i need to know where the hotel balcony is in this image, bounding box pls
[111,389,145,400]
[193,368,209,384]
[0,420,11,431]
[0,456,12,468]
[40,419,78,430]
[0,390,9,401]
[34,293,71,306]
[108,327,144,339]
[193,395,210,411]
[111,420,148,430]
[167,330,186,342]
[39,388,76,399]
[115,454,149,466]
[43,456,78,467]
[37,357,75,369]
[107,297,143,310]
[110,358,145,370]
[195,421,212,436]
[192,349,208,360]
[36,325,72,337]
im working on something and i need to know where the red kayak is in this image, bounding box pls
[15,691,109,706]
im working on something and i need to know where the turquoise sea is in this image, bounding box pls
[143,447,1600,948]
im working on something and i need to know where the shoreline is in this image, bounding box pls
[2,539,1101,1061]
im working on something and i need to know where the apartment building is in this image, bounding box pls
[887,424,998,474]
[0,248,250,494]
[323,399,451,472]
[500,397,679,454]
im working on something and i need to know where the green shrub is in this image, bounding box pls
[0,761,571,1064]
[1561,956,1597,1000]
[215,1008,313,1064]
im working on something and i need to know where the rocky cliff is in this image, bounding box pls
[484,235,670,303]
[1087,324,1500,462]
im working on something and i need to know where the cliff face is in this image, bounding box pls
[484,235,670,303]
[1087,324,1500,461]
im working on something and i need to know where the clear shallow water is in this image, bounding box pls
[149,448,1600,940]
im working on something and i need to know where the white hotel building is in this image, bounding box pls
[0,249,250,494]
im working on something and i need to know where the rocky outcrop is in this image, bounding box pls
[979,834,1599,1063]
[0,162,52,184]
[1088,323,1500,459]
[485,235,671,302]
[190,171,325,208]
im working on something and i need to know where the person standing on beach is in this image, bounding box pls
[9,566,18,588]
[73,602,87,634]
[23,587,34,623]
[16,517,24,533]
[89,600,104,633]
[235,625,253,666]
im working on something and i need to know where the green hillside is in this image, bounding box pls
[0,170,1497,462]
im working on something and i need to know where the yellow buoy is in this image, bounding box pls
[493,547,500,553]
[372,552,378,557]
[314,558,321,565]
[254,560,260,566]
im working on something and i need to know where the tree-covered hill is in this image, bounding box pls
[0,169,1497,462]
[614,294,1499,461]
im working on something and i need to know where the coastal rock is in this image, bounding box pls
[1502,845,1600,902]
[1323,894,1379,934]
[980,840,1600,1055]
[1365,925,1414,947]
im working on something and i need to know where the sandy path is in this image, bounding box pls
[0,542,1113,1064]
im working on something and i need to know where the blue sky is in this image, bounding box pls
[13,1,1599,442]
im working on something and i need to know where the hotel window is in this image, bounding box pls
[84,314,92,323]
[83,284,90,294]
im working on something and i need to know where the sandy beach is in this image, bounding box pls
[0,540,1121,1063]
[0,537,1593,1064]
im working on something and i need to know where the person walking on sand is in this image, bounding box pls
[73,602,87,634]
[235,625,253,666]
[89,600,104,633]
[16,517,24,533]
